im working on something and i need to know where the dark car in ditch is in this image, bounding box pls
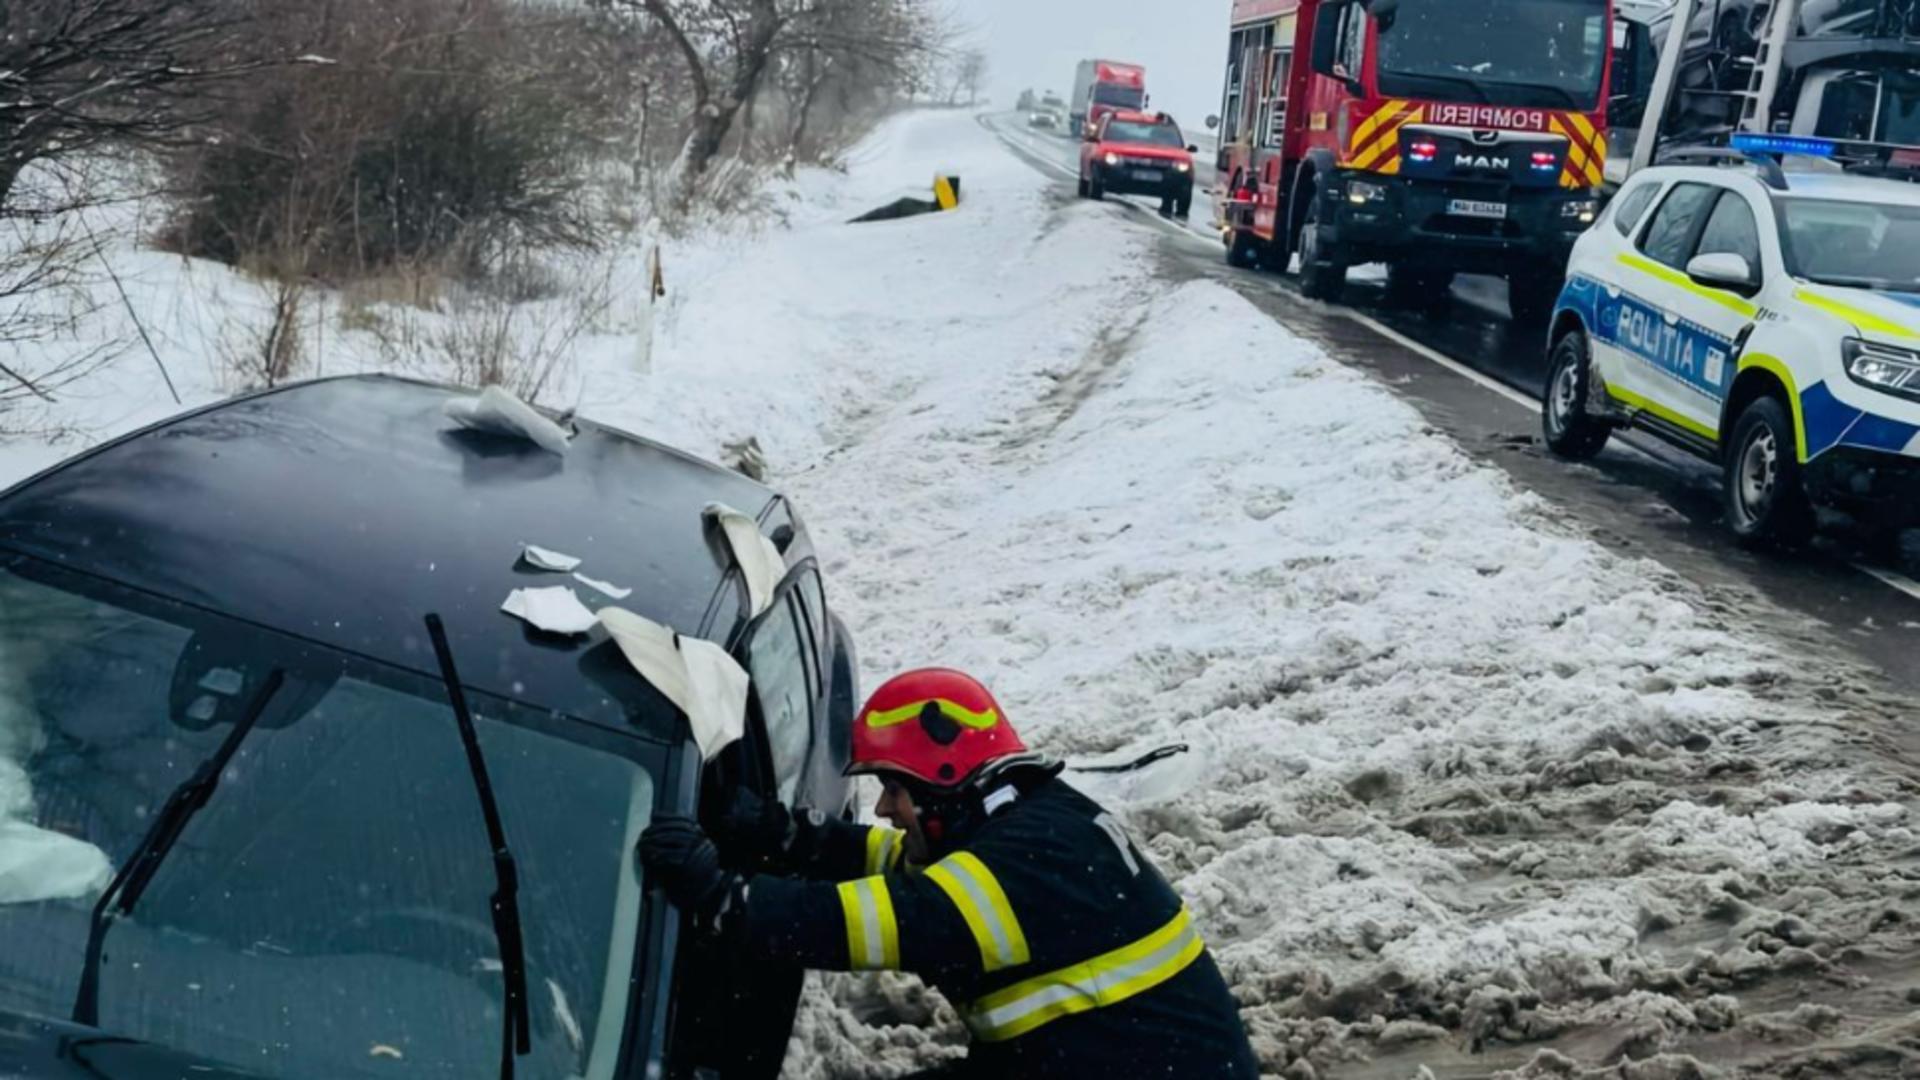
[0,374,858,1079]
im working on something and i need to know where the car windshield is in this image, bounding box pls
[1105,121,1184,147]
[1093,83,1146,109]
[1776,195,1920,292]
[0,558,656,1079]
[1801,0,1920,38]
[1378,0,1610,109]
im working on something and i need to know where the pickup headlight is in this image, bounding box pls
[1561,200,1600,225]
[1103,152,1120,166]
[1347,180,1387,205]
[1843,339,1920,402]
[1174,161,1192,173]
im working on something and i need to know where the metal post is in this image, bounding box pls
[1739,0,1800,134]
[1631,0,1704,175]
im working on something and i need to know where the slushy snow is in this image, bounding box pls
[3,109,1917,1077]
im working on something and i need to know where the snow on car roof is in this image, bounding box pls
[1773,169,1920,207]
[0,374,779,740]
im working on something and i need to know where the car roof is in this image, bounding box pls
[0,375,780,743]
[1633,162,1920,207]
[1106,110,1174,126]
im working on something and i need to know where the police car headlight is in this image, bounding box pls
[1843,339,1920,401]
[1347,180,1387,205]
[1561,200,1600,225]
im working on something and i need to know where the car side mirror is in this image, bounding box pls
[1311,3,1348,78]
[1686,252,1759,296]
[1187,144,1200,153]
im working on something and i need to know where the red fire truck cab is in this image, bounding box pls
[1213,0,1616,323]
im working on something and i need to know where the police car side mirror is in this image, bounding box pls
[1686,252,1760,297]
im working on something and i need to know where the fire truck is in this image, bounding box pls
[1071,60,1149,138]
[1211,0,1619,323]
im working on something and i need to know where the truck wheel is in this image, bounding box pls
[1227,229,1262,270]
[1725,396,1816,549]
[1385,265,1454,312]
[1507,271,1563,325]
[1542,330,1611,461]
[1296,193,1347,302]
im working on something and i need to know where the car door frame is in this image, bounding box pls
[1604,175,1764,450]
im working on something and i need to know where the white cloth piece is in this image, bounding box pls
[0,818,111,905]
[704,503,785,618]
[445,386,572,456]
[573,572,633,600]
[599,608,748,761]
[522,545,583,573]
[502,586,599,636]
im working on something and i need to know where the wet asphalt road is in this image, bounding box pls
[985,112,1920,695]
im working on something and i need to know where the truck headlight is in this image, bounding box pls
[1560,200,1599,225]
[1843,339,1920,402]
[1347,180,1387,205]
[1103,152,1120,166]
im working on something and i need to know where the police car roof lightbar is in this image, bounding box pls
[1656,144,1791,191]
[1730,132,1836,159]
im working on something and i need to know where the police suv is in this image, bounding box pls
[1544,134,1920,546]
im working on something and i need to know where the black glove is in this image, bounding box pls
[715,789,797,861]
[640,816,734,920]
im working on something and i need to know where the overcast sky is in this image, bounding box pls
[963,0,1232,129]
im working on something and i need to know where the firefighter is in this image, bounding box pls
[640,667,1261,1078]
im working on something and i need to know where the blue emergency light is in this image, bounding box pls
[1730,132,1837,159]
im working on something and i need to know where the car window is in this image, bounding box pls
[1639,182,1718,269]
[1776,196,1920,291]
[793,569,829,691]
[1338,2,1368,79]
[1105,121,1185,147]
[1613,181,1661,237]
[747,594,814,805]
[1695,191,1763,275]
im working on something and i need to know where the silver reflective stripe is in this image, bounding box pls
[853,881,885,968]
[948,859,1016,967]
[971,920,1200,1034]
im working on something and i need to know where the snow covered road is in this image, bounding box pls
[625,111,1920,1078]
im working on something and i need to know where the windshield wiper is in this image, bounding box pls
[425,614,531,1080]
[73,669,288,1027]
[1390,70,1490,104]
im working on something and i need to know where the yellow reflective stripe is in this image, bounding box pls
[925,852,1030,972]
[1349,99,1406,152]
[836,876,900,971]
[1737,354,1811,463]
[1616,253,1758,318]
[865,698,1001,730]
[864,827,905,875]
[1569,111,1598,144]
[1351,106,1421,171]
[1794,288,1915,339]
[1603,384,1719,441]
[962,906,1205,1042]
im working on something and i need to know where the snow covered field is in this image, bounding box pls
[5,110,1919,1077]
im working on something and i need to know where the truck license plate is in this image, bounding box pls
[1132,169,1164,182]
[1448,199,1507,220]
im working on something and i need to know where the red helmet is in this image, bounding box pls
[850,668,1028,790]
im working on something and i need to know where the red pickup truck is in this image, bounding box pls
[1078,110,1199,219]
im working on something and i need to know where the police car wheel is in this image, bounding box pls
[1542,331,1610,461]
[1725,396,1815,548]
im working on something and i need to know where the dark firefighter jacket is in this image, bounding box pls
[741,777,1260,1077]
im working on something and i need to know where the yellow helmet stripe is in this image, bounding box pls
[865,697,1002,730]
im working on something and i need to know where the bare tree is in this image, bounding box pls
[0,0,244,212]
[955,48,988,107]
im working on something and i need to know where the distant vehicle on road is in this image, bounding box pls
[0,375,862,1078]
[1545,137,1920,547]
[1070,59,1147,138]
[1079,110,1198,218]
[1030,110,1061,130]
[1018,88,1038,112]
